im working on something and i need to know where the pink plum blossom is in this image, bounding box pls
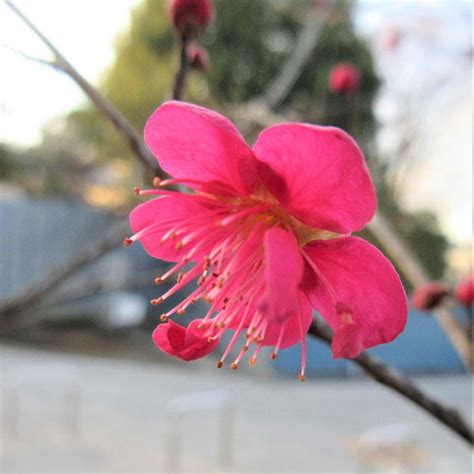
[127,101,407,380]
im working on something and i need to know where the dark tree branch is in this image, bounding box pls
[0,221,129,330]
[172,38,190,100]
[263,10,329,109]
[5,0,160,176]
[308,319,473,445]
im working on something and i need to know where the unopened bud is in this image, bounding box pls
[187,44,209,71]
[411,283,448,311]
[169,0,213,40]
[455,275,473,307]
[329,62,360,96]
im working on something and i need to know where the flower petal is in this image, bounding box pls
[261,292,313,349]
[144,101,257,195]
[303,236,407,358]
[152,319,220,361]
[129,195,214,262]
[260,227,304,323]
[254,124,376,234]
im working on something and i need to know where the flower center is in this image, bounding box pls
[127,182,341,376]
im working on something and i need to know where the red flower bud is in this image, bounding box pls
[455,275,474,307]
[169,0,213,39]
[187,44,209,71]
[329,62,361,96]
[411,282,448,311]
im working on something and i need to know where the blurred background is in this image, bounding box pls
[0,0,472,472]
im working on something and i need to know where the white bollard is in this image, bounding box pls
[164,389,235,472]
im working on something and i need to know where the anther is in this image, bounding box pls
[298,374,305,382]
[155,277,163,285]
[160,314,168,322]
[177,273,184,283]
[197,323,206,330]
[197,276,205,285]
[151,298,163,305]
[216,361,223,369]
[123,238,133,247]
[270,351,277,360]
[230,362,238,370]
[133,186,141,195]
[175,241,183,250]
[153,177,161,187]
[177,308,185,315]
[241,345,248,352]
[249,356,257,367]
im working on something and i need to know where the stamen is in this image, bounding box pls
[218,303,252,367]
[271,322,287,360]
[158,178,211,188]
[296,298,307,382]
[230,339,251,369]
[217,205,268,227]
[156,260,188,285]
[249,343,262,367]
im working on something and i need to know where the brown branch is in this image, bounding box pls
[308,319,473,445]
[263,9,329,109]
[172,38,190,100]
[5,0,159,176]
[44,271,158,307]
[368,213,473,371]
[0,221,129,330]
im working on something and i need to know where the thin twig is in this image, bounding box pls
[44,272,159,307]
[0,220,129,329]
[4,0,160,175]
[308,319,473,445]
[264,10,329,109]
[2,43,60,69]
[172,38,190,100]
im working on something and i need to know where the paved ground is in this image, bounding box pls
[0,343,472,473]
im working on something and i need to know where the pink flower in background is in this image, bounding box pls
[455,275,473,307]
[169,0,213,38]
[411,282,448,311]
[127,101,407,379]
[329,62,361,96]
